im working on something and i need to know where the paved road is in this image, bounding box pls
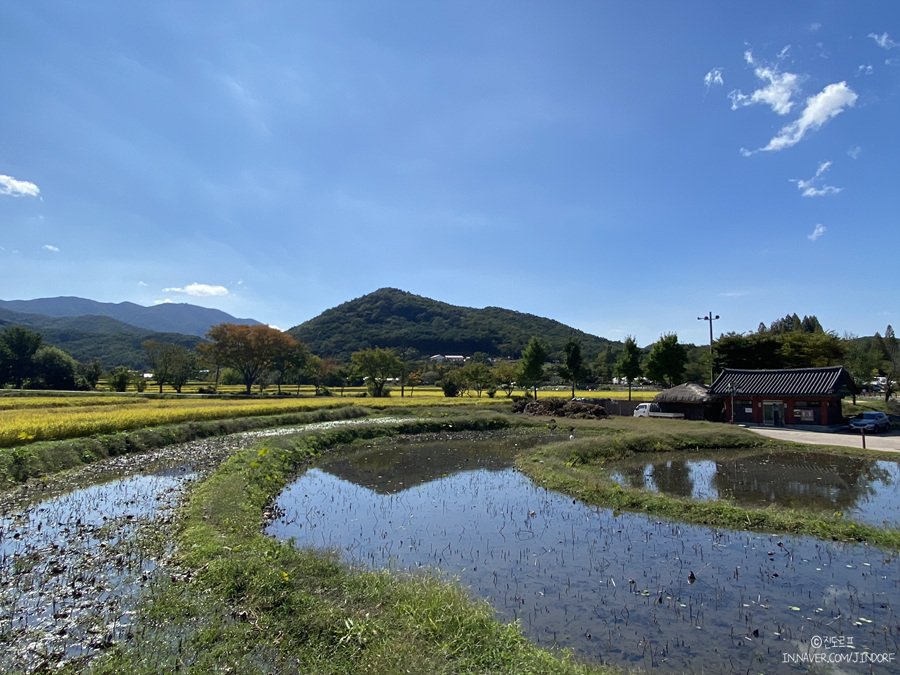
[747,426,900,453]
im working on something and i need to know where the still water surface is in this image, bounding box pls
[267,434,900,673]
[608,451,900,528]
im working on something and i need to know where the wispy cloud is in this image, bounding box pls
[0,174,40,198]
[857,64,874,76]
[718,290,750,298]
[728,50,800,115]
[703,68,724,90]
[847,145,862,160]
[869,32,899,50]
[808,224,827,242]
[42,244,60,252]
[791,161,842,197]
[162,283,229,297]
[752,82,857,153]
[138,281,148,287]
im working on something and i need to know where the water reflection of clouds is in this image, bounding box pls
[610,453,900,527]
[268,439,900,673]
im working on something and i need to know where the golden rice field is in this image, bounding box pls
[0,387,656,447]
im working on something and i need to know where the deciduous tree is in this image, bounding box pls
[493,361,517,398]
[0,326,43,389]
[644,333,687,388]
[205,323,298,394]
[351,347,402,397]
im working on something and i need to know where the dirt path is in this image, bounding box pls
[748,426,900,453]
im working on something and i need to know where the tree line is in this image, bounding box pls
[2,315,897,403]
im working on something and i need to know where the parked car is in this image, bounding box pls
[849,411,891,433]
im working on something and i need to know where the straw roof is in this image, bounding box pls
[653,383,712,404]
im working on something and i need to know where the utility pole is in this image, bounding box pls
[697,311,719,385]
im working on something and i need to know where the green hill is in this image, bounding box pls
[287,288,618,362]
[0,308,202,370]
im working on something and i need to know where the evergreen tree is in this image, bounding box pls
[518,337,548,399]
[614,336,643,401]
[557,338,587,398]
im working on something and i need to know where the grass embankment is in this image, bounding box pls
[0,406,375,486]
[86,414,607,675]
[517,417,900,550]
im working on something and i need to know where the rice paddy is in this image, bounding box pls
[267,433,900,673]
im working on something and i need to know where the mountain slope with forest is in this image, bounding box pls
[0,308,202,369]
[288,288,617,361]
[0,297,259,337]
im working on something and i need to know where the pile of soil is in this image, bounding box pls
[514,397,608,419]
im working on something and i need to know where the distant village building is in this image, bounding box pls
[708,366,857,427]
[429,354,466,364]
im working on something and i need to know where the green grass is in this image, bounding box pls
[81,414,610,675]
[516,418,900,550]
[0,405,373,486]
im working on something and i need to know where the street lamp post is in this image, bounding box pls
[698,311,719,385]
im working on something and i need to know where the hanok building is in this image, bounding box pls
[709,366,858,427]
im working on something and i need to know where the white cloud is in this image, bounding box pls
[138,280,148,287]
[0,174,41,198]
[703,68,724,90]
[153,299,174,305]
[869,32,899,50]
[857,64,874,76]
[162,283,229,297]
[791,161,842,197]
[728,50,800,115]
[808,224,827,242]
[809,23,822,32]
[847,145,862,159]
[757,82,857,153]
[42,244,60,252]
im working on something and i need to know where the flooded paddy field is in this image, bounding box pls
[0,437,242,672]
[608,451,900,528]
[0,416,403,673]
[267,434,900,673]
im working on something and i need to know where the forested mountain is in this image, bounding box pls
[0,308,201,369]
[288,288,618,362]
[0,297,259,337]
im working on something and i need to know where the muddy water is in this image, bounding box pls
[608,451,900,527]
[268,435,900,673]
[0,416,415,672]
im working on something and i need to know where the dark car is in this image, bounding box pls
[849,411,891,433]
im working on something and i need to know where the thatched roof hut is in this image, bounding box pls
[653,383,712,404]
[653,383,721,420]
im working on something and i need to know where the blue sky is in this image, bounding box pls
[1,1,898,348]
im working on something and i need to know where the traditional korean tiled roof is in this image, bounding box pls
[709,366,859,397]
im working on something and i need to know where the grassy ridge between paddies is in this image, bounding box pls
[0,392,519,449]
[0,405,377,486]
[85,413,610,675]
[516,417,900,550]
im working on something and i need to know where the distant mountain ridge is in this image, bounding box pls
[0,297,260,337]
[288,287,617,362]
[0,307,202,369]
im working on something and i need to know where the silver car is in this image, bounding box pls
[849,411,891,433]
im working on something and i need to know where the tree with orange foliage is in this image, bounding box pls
[203,323,297,394]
